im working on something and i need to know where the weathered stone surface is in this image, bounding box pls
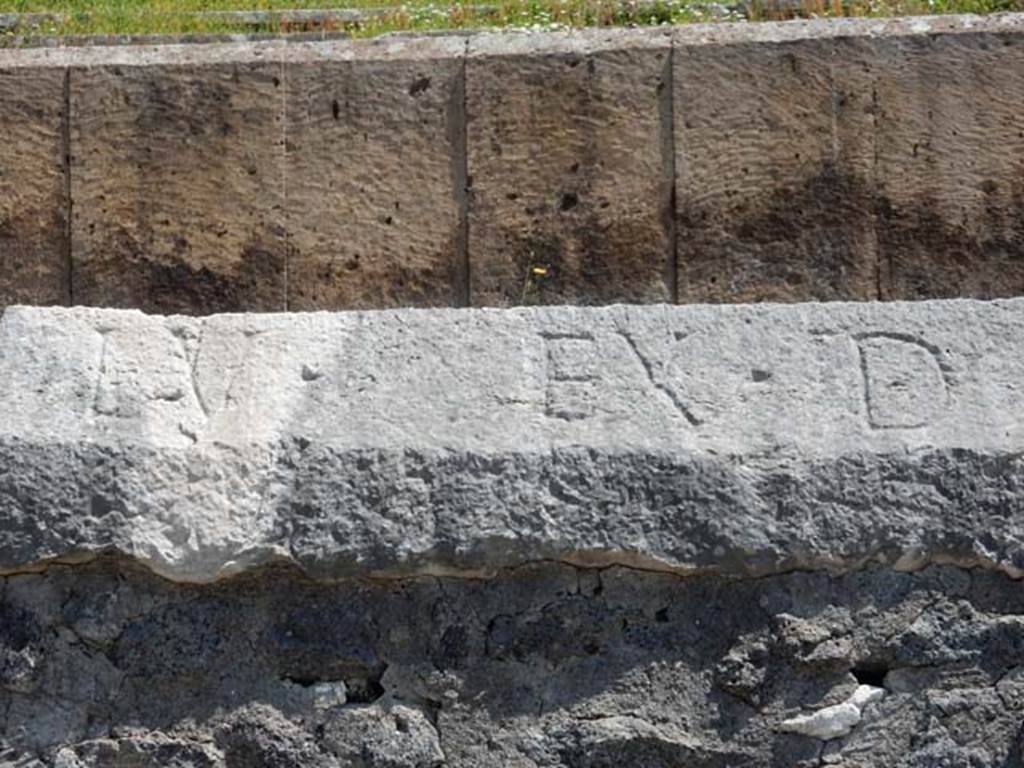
[670,13,1024,303]
[0,66,68,309]
[873,30,1024,300]
[284,36,466,310]
[674,33,877,303]
[69,43,288,314]
[467,28,673,306]
[1,17,1024,311]
[1,299,1023,581]
[4,559,1024,765]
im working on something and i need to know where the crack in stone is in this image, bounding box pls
[1,550,1024,588]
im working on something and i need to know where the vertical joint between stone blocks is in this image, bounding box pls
[660,40,678,304]
[450,38,471,308]
[61,66,73,306]
[870,78,883,301]
[280,51,290,312]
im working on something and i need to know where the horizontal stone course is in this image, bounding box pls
[1,14,1024,311]
[1,299,1022,581]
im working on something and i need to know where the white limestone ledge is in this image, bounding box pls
[1,300,1022,582]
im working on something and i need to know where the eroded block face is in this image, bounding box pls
[674,36,877,303]
[874,32,1024,299]
[467,30,672,307]
[284,39,465,310]
[0,67,68,308]
[70,62,287,314]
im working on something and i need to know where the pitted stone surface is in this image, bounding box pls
[0,299,1022,581]
[674,33,877,303]
[284,35,467,310]
[467,28,673,306]
[4,16,1024,311]
[70,55,288,314]
[873,29,1024,300]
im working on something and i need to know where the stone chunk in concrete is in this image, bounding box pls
[778,684,884,740]
[467,28,673,306]
[0,66,68,309]
[674,33,877,303]
[1,299,1023,582]
[70,51,287,314]
[284,36,467,310]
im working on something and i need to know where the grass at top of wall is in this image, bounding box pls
[0,0,1022,40]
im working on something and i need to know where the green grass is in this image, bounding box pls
[0,0,1022,40]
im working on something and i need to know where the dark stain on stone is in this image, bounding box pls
[0,603,41,656]
[497,210,668,306]
[876,178,1024,300]
[438,625,470,666]
[0,603,42,694]
[679,157,1024,304]
[0,209,69,306]
[74,230,286,315]
[678,162,877,303]
[576,215,669,305]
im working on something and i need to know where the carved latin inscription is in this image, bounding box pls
[856,332,951,429]
[616,328,703,427]
[542,332,598,421]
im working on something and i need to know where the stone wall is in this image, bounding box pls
[3,14,1024,313]
[2,301,1024,765]
[6,559,1024,767]
[3,16,1024,767]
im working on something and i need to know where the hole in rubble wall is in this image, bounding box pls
[345,674,385,703]
[852,663,888,688]
[281,666,387,704]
